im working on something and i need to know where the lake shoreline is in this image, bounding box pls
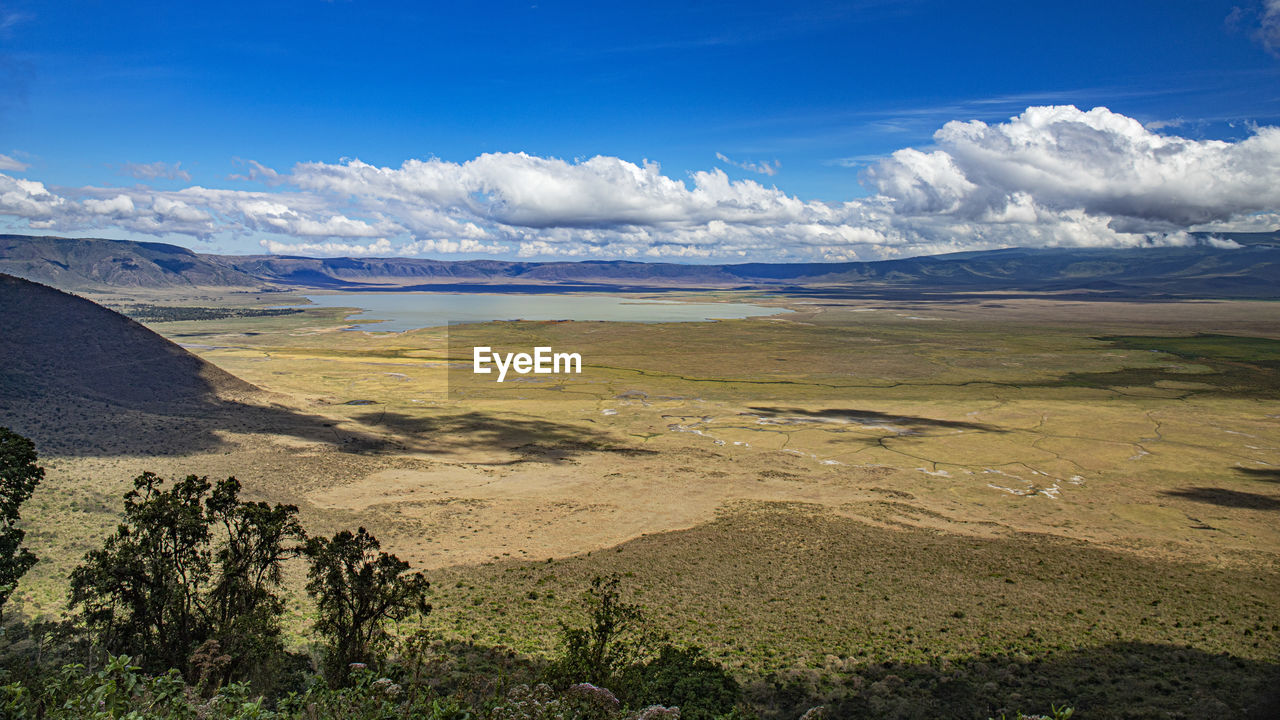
[293,291,792,332]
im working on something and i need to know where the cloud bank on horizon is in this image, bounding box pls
[1,105,1276,261]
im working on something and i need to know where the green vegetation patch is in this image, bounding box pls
[113,303,303,323]
[1101,333,1280,368]
[1043,333,1280,398]
[427,503,1279,670]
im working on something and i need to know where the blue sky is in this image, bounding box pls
[1,1,1278,261]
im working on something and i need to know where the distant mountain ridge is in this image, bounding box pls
[0,235,262,288]
[1,232,1277,298]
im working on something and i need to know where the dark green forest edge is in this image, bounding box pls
[0,428,1273,719]
[109,305,303,323]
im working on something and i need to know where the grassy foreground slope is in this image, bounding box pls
[427,505,1277,668]
[424,504,1278,717]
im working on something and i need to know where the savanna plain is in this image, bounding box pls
[12,288,1280,717]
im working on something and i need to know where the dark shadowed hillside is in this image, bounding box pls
[0,273,482,457]
[0,273,267,454]
[0,273,256,406]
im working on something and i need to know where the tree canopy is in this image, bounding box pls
[69,473,304,690]
[0,427,43,617]
[304,526,431,683]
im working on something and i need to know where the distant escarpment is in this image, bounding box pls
[0,234,261,288]
[1,232,1278,298]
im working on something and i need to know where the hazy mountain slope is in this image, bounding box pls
[737,243,1280,290]
[223,236,1277,296]
[226,255,534,283]
[0,235,260,289]
[0,232,1276,297]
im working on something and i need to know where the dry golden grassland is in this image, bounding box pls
[15,289,1280,679]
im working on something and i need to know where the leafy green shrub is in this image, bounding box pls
[276,665,474,720]
[0,653,244,719]
[548,575,647,689]
[620,644,742,720]
[548,575,744,719]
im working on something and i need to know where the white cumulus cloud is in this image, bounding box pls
[259,238,395,256]
[0,105,1275,260]
[0,176,62,220]
[868,105,1280,233]
[83,194,137,217]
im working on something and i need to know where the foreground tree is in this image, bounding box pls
[0,427,43,618]
[70,473,211,673]
[304,526,431,683]
[205,478,306,690]
[551,574,646,687]
[68,472,304,690]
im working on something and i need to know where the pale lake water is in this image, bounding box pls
[297,293,790,331]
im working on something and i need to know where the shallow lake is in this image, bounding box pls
[298,293,789,331]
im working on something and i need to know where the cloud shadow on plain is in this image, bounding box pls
[1161,487,1280,511]
[745,406,1004,434]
